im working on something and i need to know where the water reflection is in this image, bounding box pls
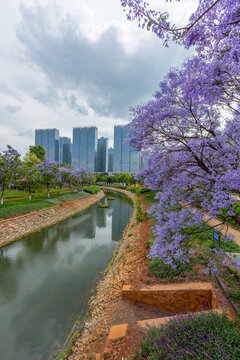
[0,192,133,360]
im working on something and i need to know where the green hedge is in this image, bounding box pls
[84,185,100,194]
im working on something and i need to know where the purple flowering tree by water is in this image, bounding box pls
[0,145,21,205]
[121,0,240,273]
[57,167,72,194]
[72,168,86,191]
[36,160,59,198]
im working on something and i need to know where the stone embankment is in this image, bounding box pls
[0,191,104,247]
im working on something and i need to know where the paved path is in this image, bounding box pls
[203,213,240,247]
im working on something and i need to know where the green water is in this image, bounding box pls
[0,193,133,360]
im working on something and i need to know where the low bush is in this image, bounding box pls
[136,200,147,222]
[98,203,110,208]
[127,186,151,195]
[84,185,100,194]
[140,312,240,359]
[149,257,191,280]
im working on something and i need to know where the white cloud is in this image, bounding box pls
[0,0,198,155]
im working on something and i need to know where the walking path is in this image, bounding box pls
[203,213,240,247]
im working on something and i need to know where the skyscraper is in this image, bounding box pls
[72,127,97,171]
[108,147,113,172]
[113,124,142,173]
[96,137,108,173]
[35,129,59,161]
[59,137,71,164]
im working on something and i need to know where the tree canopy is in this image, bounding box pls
[121,0,240,274]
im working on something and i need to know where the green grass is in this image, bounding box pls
[0,189,91,218]
[227,289,240,305]
[140,312,240,359]
[58,192,90,201]
[0,201,52,218]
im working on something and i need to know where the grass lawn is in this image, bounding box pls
[0,189,91,218]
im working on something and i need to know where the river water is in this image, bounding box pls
[0,192,133,360]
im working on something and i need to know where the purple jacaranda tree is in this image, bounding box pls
[121,0,240,273]
[0,145,21,205]
[72,168,86,191]
[56,167,72,194]
[36,160,59,198]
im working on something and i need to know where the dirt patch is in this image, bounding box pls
[0,191,104,247]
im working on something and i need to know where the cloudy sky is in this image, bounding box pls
[0,0,198,155]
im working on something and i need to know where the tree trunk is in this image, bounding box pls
[1,191,3,205]
[47,185,50,198]
[29,184,32,201]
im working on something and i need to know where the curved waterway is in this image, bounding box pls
[0,192,133,360]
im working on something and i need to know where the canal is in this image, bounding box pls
[0,192,133,360]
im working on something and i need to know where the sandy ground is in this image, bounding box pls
[0,191,104,247]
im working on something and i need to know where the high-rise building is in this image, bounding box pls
[96,137,108,173]
[113,124,142,173]
[35,129,59,161]
[108,147,113,172]
[72,127,97,171]
[59,137,71,164]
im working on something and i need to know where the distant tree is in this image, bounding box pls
[29,145,46,162]
[22,153,41,200]
[72,168,85,191]
[56,167,72,194]
[0,145,21,205]
[36,160,59,197]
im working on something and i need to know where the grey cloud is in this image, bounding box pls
[67,94,88,115]
[17,3,188,118]
[34,87,61,107]
[4,105,22,113]
[0,83,23,101]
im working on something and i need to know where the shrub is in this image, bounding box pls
[84,185,100,194]
[98,203,110,208]
[149,257,191,280]
[136,200,147,222]
[140,312,240,359]
[127,186,151,195]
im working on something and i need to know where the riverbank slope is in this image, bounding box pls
[66,187,150,359]
[0,191,105,247]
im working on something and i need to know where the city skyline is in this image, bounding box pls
[0,0,197,156]
[34,125,143,173]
